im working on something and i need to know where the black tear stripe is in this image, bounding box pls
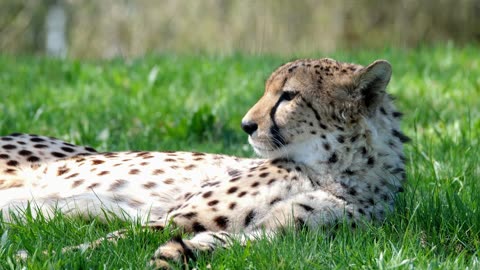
[300,96,324,128]
[269,78,290,147]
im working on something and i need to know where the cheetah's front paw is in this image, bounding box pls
[150,236,195,269]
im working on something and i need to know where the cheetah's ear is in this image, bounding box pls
[355,60,392,112]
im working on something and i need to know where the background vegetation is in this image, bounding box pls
[0,45,479,269]
[1,0,480,58]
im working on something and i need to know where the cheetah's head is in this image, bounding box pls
[241,58,392,159]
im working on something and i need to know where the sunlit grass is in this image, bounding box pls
[0,44,479,269]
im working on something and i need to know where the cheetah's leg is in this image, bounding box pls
[14,220,167,261]
[57,220,166,254]
[1,192,150,223]
[150,190,357,269]
[150,230,275,269]
[14,229,130,261]
[258,189,355,230]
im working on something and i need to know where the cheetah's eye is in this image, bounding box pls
[280,91,298,101]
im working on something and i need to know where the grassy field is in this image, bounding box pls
[0,44,479,269]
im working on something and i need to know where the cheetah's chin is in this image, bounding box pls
[248,139,288,159]
[254,148,287,159]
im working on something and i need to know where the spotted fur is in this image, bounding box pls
[0,58,408,268]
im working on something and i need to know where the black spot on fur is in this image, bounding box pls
[271,158,289,165]
[288,66,298,73]
[392,111,403,118]
[27,156,40,162]
[202,191,213,198]
[367,156,375,166]
[2,144,16,150]
[182,212,197,219]
[214,216,229,230]
[87,183,100,189]
[323,143,330,151]
[18,150,32,156]
[337,135,345,143]
[6,160,18,166]
[229,176,241,182]
[227,186,238,194]
[298,203,314,212]
[192,222,206,232]
[328,153,338,163]
[244,210,256,227]
[348,188,357,196]
[259,172,269,178]
[208,200,219,206]
[51,152,66,158]
[92,159,104,165]
[270,198,282,205]
[61,146,75,153]
[238,191,247,197]
[4,168,16,174]
[30,137,45,142]
[34,144,48,148]
[228,169,241,177]
[391,167,404,174]
[379,107,387,115]
[392,129,411,143]
[301,97,324,125]
[84,147,97,152]
[334,125,345,131]
[367,198,375,205]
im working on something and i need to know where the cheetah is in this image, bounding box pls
[0,58,409,268]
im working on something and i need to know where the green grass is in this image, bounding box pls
[1,44,479,269]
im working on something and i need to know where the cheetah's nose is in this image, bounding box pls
[241,121,258,135]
